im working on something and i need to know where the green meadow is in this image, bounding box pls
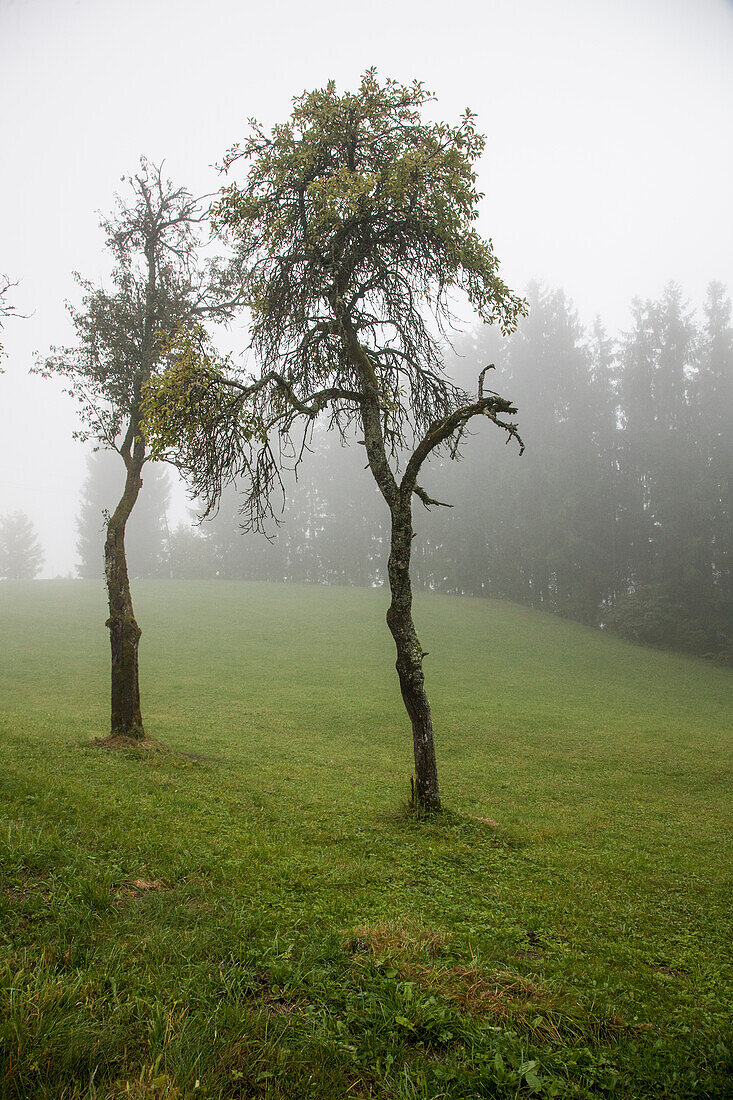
[0,580,731,1099]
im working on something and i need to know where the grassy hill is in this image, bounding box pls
[1,580,731,1098]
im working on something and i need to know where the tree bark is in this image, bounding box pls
[344,330,442,810]
[102,215,157,740]
[386,493,441,812]
[104,430,145,739]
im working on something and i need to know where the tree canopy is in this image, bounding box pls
[39,159,243,453]
[146,73,525,515]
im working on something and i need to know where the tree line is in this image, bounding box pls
[421,280,731,662]
[77,279,731,664]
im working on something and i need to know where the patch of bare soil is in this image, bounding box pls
[114,878,170,903]
[234,969,306,1016]
[1,870,51,904]
[656,964,691,978]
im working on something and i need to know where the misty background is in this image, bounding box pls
[1,0,732,654]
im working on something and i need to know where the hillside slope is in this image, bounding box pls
[1,580,731,1098]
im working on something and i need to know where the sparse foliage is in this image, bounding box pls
[40,159,243,739]
[145,73,527,808]
[0,273,23,367]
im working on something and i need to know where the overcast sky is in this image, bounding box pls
[1,0,732,575]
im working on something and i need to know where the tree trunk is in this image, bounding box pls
[104,442,145,739]
[346,330,442,811]
[386,493,441,812]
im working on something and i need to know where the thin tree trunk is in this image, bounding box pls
[102,222,156,740]
[104,432,145,739]
[346,329,442,810]
[385,494,441,811]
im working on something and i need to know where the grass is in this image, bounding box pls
[0,579,731,1099]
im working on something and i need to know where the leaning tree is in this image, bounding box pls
[39,160,243,740]
[145,73,526,807]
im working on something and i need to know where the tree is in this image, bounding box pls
[606,282,733,660]
[695,282,732,622]
[39,160,242,740]
[0,512,44,579]
[145,73,526,809]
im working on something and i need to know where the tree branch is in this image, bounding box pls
[402,386,523,496]
[413,484,453,509]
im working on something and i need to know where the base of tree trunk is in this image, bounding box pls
[107,612,144,740]
[408,776,443,816]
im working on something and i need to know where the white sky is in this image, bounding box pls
[1,0,732,575]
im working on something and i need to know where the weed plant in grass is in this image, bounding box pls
[0,580,731,1098]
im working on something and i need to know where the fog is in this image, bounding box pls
[1,0,732,578]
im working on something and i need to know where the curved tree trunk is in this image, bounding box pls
[343,325,440,809]
[103,221,156,741]
[346,330,442,811]
[386,492,441,811]
[104,433,145,739]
